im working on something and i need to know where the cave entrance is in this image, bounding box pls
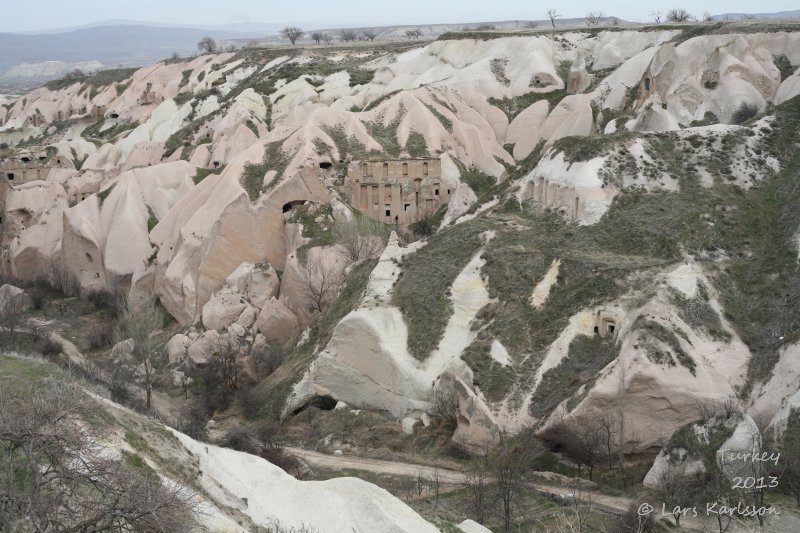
[318,161,332,170]
[109,113,119,119]
[291,395,337,415]
[282,200,305,213]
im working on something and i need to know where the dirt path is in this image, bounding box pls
[287,447,467,485]
[287,447,733,531]
[287,447,632,509]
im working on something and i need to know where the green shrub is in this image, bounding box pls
[774,55,794,82]
[240,142,288,201]
[488,89,566,121]
[405,131,428,158]
[349,69,375,87]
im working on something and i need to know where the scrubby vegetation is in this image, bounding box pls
[241,141,289,201]
[635,318,696,375]
[405,130,428,157]
[393,222,487,360]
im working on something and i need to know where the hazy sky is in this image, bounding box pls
[2,0,798,32]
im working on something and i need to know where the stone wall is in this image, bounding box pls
[0,151,73,185]
[343,158,450,225]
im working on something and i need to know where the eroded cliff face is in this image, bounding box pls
[3,26,800,453]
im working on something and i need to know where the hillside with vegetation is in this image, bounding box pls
[2,18,800,531]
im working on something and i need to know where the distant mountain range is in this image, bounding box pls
[0,25,265,73]
[712,9,800,20]
[16,19,333,36]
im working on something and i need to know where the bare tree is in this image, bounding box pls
[0,383,196,531]
[562,479,595,532]
[617,499,654,533]
[197,36,218,54]
[494,428,543,533]
[780,410,800,508]
[208,333,243,406]
[362,29,378,42]
[586,12,604,26]
[462,464,490,524]
[334,217,388,262]
[46,258,79,296]
[708,450,736,533]
[298,254,344,313]
[340,29,358,42]
[281,26,304,45]
[734,427,768,527]
[546,10,561,28]
[310,32,325,45]
[0,287,26,350]
[702,11,714,22]
[427,385,459,428]
[568,419,604,481]
[666,8,693,22]
[117,296,167,412]
[617,366,627,476]
[722,395,738,419]
[652,11,664,23]
[598,411,618,471]
[430,466,442,509]
[654,468,696,527]
[405,28,423,40]
[322,33,333,45]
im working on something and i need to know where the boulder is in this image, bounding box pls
[225,261,280,309]
[111,338,135,363]
[0,284,31,315]
[186,329,220,366]
[643,447,706,489]
[717,414,762,480]
[201,287,247,331]
[458,519,493,533]
[236,306,259,328]
[330,198,353,223]
[402,417,418,435]
[228,323,246,338]
[167,333,191,364]
[255,298,301,350]
[438,372,500,454]
[643,414,761,488]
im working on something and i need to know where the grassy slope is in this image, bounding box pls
[392,96,800,415]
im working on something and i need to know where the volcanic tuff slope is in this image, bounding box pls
[3,22,800,456]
